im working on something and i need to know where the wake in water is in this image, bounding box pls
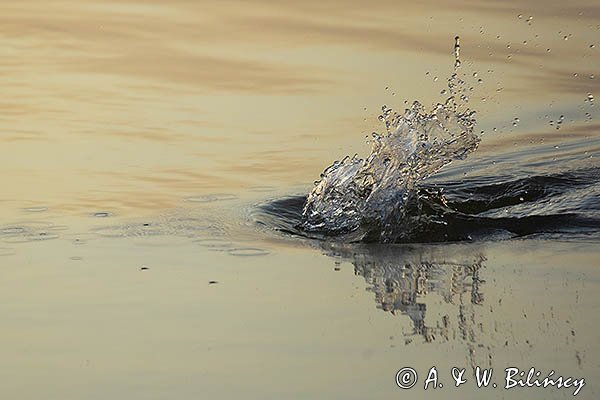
[300,37,481,242]
[255,37,600,244]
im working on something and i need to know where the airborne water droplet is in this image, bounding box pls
[586,93,595,105]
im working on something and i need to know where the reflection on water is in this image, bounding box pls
[321,242,490,370]
[1,0,599,398]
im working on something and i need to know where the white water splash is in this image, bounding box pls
[300,37,481,242]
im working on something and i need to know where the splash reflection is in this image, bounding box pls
[321,242,490,369]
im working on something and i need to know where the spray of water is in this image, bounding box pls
[299,37,481,243]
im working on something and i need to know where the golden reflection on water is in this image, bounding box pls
[1,0,598,216]
[1,2,599,398]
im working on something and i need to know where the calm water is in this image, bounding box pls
[1,1,599,399]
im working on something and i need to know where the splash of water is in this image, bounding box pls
[299,37,481,242]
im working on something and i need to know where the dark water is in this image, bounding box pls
[256,138,600,243]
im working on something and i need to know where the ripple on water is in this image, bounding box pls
[64,232,98,245]
[23,206,48,213]
[92,214,215,239]
[0,248,16,256]
[93,224,170,238]
[3,232,60,243]
[0,221,63,243]
[227,247,270,257]
[185,193,238,203]
[247,186,275,193]
[92,212,112,218]
[193,238,234,251]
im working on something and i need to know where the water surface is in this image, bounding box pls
[1,1,599,399]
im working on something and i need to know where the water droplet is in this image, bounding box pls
[590,44,595,48]
[518,14,523,19]
[590,74,595,79]
[586,93,594,104]
[453,35,461,69]
[433,76,438,82]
